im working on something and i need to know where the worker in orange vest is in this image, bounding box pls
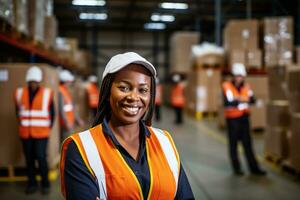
[154,77,162,121]
[60,52,194,199]
[15,66,55,194]
[222,63,266,176]
[171,74,185,124]
[86,75,100,117]
[59,70,83,142]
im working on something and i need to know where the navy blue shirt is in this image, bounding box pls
[64,117,194,200]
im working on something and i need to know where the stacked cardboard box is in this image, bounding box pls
[13,0,28,34]
[263,17,294,67]
[169,31,200,74]
[0,0,14,26]
[74,50,92,73]
[296,47,300,65]
[268,66,287,100]
[55,37,78,61]
[0,63,60,169]
[44,15,57,49]
[286,66,300,112]
[185,69,221,115]
[224,19,262,69]
[191,54,224,69]
[28,0,46,42]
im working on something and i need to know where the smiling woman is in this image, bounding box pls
[60,52,194,200]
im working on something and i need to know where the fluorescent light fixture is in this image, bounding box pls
[79,13,107,20]
[151,13,175,22]
[72,0,106,6]
[144,23,166,30]
[160,2,188,9]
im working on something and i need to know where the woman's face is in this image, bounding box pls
[109,64,152,125]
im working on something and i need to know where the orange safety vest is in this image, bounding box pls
[86,83,99,108]
[222,81,252,119]
[15,86,53,139]
[171,83,185,108]
[60,125,180,199]
[59,84,75,128]
[155,84,162,105]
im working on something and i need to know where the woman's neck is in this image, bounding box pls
[108,118,140,140]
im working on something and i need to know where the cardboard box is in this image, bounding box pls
[170,31,200,73]
[246,49,262,68]
[0,63,60,169]
[228,50,246,68]
[28,0,45,42]
[44,15,57,49]
[296,47,300,65]
[192,54,225,69]
[267,101,290,128]
[0,0,14,26]
[264,126,289,159]
[13,0,28,34]
[55,37,78,61]
[268,66,287,100]
[285,113,300,170]
[224,19,259,50]
[264,51,278,67]
[186,69,221,113]
[287,66,300,112]
[74,50,91,73]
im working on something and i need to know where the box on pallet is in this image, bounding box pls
[13,0,28,34]
[223,19,259,50]
[169,31,200,74]
[0,0,14,26]
[28,0,45,42]
[44,15,57,49]
[264,126,289,159]
[0,63,60,169]
[228,49,262,69]
[186,69,221,114]
[285,113,300,170]
[55,37,78,61]
[286,66,300,112]
[267,101,290,128]
[268,66,287,100]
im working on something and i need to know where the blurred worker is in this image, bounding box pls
[59,70,83,142]
[222,63,266,176]
[171,74,185,124]
[15,66,54,194]
[86,75,100,117]
[154,77,162,121]
[60,52,194,199]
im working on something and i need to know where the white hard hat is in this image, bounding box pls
[26,66,42,82]
[102,52,156,80]
[232,63,247,76]
[88,75,98,83]
[60,70,74,82]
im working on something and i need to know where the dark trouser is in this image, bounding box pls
[155,104,161,121]
[174,106,183,124]
[21,138,49,188]
[226,115,260,172]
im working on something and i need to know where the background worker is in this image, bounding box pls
[154,77,162,121]
[222,63,266,176]
[86,75,100,118]
[171,74,185,124]
[60,52,194,200]
[58,70,83,143]
[15,66,55,194]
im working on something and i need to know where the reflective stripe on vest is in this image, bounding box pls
[76,127,179,199]
[79,130,107,200]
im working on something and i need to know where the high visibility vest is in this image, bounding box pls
[171,83,185,108]
[86,83,99,108]
[60,125,180,200]
[222,81,252,119]
[59,84,75,128]
[15,86,53,139]
[155,84,162,105]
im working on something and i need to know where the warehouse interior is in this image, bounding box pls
[0,0,300,199]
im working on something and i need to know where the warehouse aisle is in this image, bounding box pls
[0,106,299,200]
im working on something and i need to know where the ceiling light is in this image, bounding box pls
[151,13,175,22]
[72,0,106,6]
[144,23,166,30]
[79,13,107,20]
[160,2,188,10]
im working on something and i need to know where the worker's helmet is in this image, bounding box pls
[88,75,98,83]
[26,66,42,82]
[60,70,74,82]
[232,63,247,77]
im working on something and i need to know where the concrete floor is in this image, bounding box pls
[0,106,299,199]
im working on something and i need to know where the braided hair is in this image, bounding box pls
[92,69,156,127]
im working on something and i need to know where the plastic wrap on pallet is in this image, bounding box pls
[13,0,28,34]
[0,0,14,26]
[45,0,53,16]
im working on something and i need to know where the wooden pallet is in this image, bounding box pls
[0,166,58,182]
